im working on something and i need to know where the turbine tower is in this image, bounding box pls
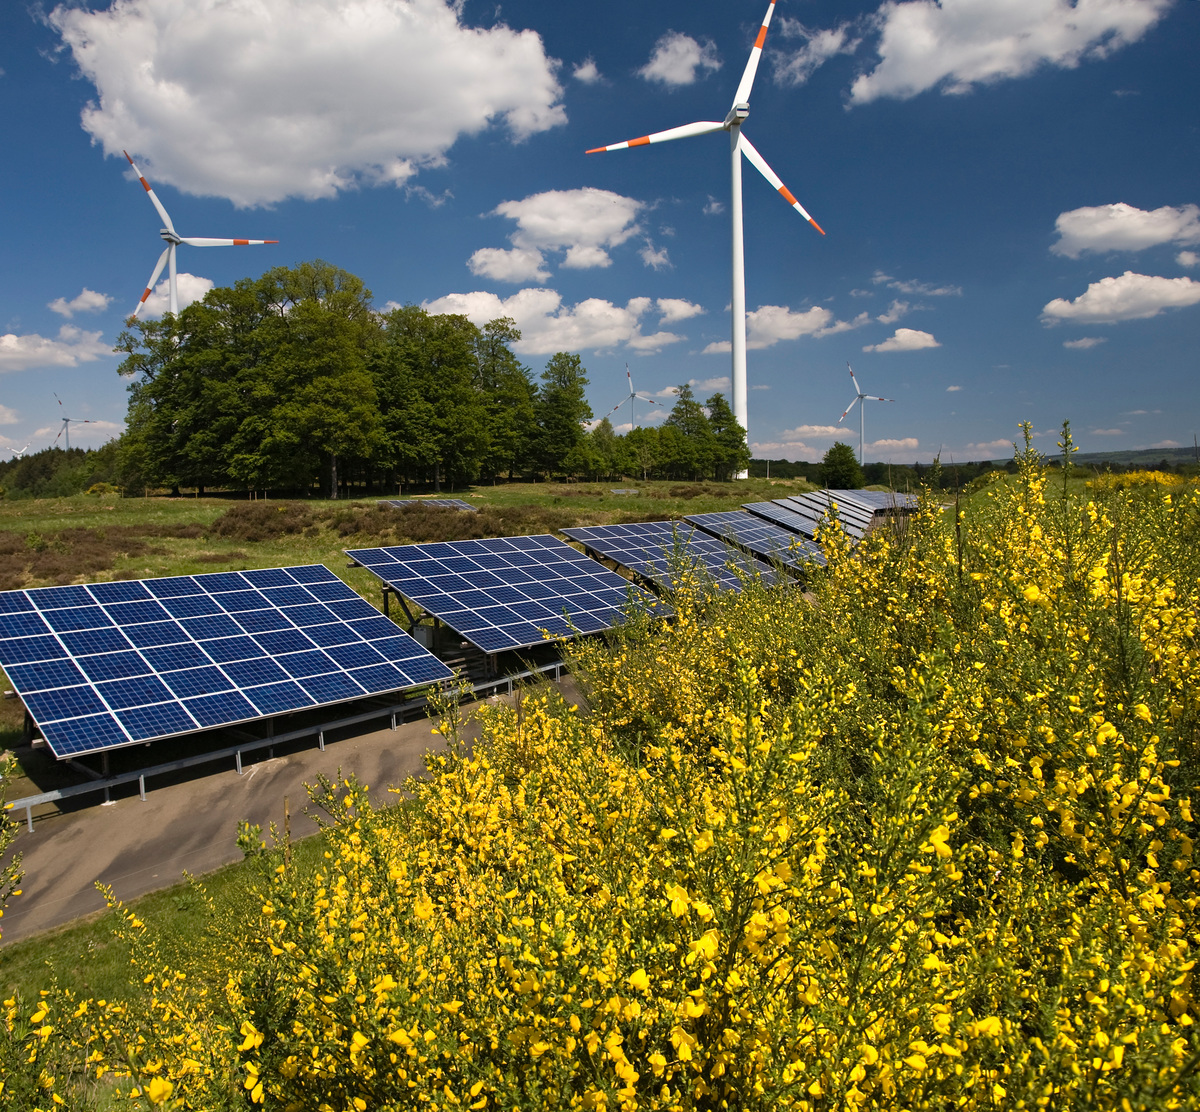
[586,0,823,476]
[53,393,96,452]
[602,364,664,430]
[837,363,893,465]
[124,151,278,318]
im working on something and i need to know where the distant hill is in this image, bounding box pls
[1072,445,1199,469]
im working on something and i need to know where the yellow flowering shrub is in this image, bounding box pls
[2,442,1199,1109]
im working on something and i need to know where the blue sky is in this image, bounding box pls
[1,0,1197,465]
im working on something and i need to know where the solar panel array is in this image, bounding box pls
[741,500,822,536]
[346,535,663,654]
[686,511,826,569]
[0,566,453,759]
[825,489,919,512]
[378,499,477,512]
[562,521,777,591]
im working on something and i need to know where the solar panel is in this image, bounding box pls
[0,566,454,759]
[742,500,823,537]
[378,499,477,512]
[562,521,778,592]
[346,535,664,654]
[781,493,871,538]
[686,511,826,570]
[824,489,919,512]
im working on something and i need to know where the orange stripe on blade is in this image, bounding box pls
[585,146,608,154]
[778,185,797,205]
[233,239,249,245]
[139,177,152,192]
[810,218,826,236]
[754,26,768,49]
[140,289,152,302]
[629,136,651,147]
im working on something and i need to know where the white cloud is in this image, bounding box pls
[967,438,1021,454]
[1063,336,1108,349]
[52,0,565,208]
[404,184,453,209]
[638,31,721,86]
[877,298,909,324]
[469,188,645,281]
[0,325,113,372]
[872,270,961,296]
[640,245,672,270]
[48,288,112,318]
[1150,439,1181,449]
[863,327,940,352]
[422,288,685,355]
[703,196,725,216]
[775,20,859,84]
[946,384,962,391]
[1091,428,1125,436]
[1051,202,1200,258]
[849,0,1171,105]
[870,437,919,452]
[139,273,215,318]
[467,247,550,284]
[1041,271,1200,324]
[0,405,18,425]
[703,304,870,353]
[573,58,601,84]
[690,376,732,393]
[1178,250,1199,268]
[656,298,704,323]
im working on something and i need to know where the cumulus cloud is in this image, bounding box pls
[1063,336,1108,349]
[0,405,19,426]
[1091,428,1125,436]
[656,298,704,324]
[849,0,1171,105]
[468,188,645,282]
[1041,272,1200,324]
[774,20,859,85]
[423,288,685,355]
[0,325,113,372]
[51,0,565,208]
[1150,439,1180,449]
[871,437,919,452]
[862,327,940,352]
[48,288,112,318]
[1178,250,1199,268]
[877,298,910,324]
[703,196,725,216]
[139,273,216,318]
[690,376,732,393]
[946,384,962,391]
[573,58,601,84]
[638,31,722,86]
[703,305,870,353]
[640,245,671,270]
[873,270,961,296]
[1051,202,1200,258]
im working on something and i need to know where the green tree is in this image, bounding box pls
[471,318,538,482]
[536,352,592,477]
[663,384,716,480]
[705,392,750,481]
[820,441,865,489]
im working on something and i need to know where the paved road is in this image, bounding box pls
[1,680,579,944]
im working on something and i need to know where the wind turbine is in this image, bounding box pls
[837,363,893,465]
[123,150,278,318]
[1,442,30,459]
[586,0,824,477]
[53,394,96,451]
[602,364,664,429]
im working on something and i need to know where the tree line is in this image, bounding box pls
[114,261,750,497]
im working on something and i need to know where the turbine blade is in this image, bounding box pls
[839,397,861,423]
[633,393,663,407]
[733,0,778,106]
[739,135,825,234]
[134,247,171,316]
[123,150,176,235]
[847,365,862,395]
[602,396,632,420]
[626,365,634,394]
[587,120,724,153]
[865,396,894,403]
[178,238,279,247]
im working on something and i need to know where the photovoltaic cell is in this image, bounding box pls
[0,565,454,759]
[378,498,478,513]
[346,535,663,654]
[685,511,826,570]
[561,521,777,593]
[742,500,824,537]
[781,492,872,539]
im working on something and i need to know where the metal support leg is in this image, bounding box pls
[139,775,146,801]
[236,750,243,775]
[318,731,325,752]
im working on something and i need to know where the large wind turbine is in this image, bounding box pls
[53,394,96,451]
[602,364,664,429]
[586,0,823,476]
[838,363,893,465]
[123,151,278,318]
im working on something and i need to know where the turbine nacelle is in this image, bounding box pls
[160,229,181,245]
[724,103,750,128]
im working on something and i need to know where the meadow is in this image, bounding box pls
[2,457,1198,1109]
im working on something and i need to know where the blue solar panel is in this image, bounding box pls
[0,565,454,758]
[686,511,826,570]
[781,492,871,538]
[825,489,919,513]
[346,534,664,653]
[379,498,478,512]
[561,522,777,593]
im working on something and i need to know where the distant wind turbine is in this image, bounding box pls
[1,442,30,459]
[53,394,96,451]
[123,150,278,318]
[602,364,664,429]
[586,0,824,477]
[838,363,893,464]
